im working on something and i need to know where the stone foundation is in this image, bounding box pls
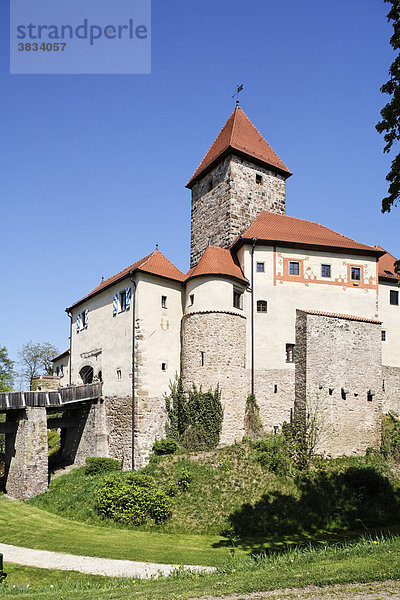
[62,401,108,466]
[134,395,166,469]
[295,311,382,457]
[104,396,133,470]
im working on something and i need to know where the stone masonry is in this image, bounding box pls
[255,368,295,433]
[190,155,286,267]
[181,311,247,444]
[295,311,382,457]
[5,407,48,500]
[382,365,400,415]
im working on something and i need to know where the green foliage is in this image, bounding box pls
[0,345,14,392]
[382,412,400,461]
[165,376,223,450]
[152,438,178,455]
[376,0,400,212]
[176,469,192,491]
[17,341,59,389]
[244,394,264,440]
[95,472,172,525]
[255,434,293,476]
[85,457,121,476]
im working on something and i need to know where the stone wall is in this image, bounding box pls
[62,401,109,466]
[181,311,247,444]
[254,368,295,432]
[104,396,133,469]
[190,155,286,267]
[295,311,382,457]
[134,395,166,469]
[5,407,48,500]
[382,365,400,415]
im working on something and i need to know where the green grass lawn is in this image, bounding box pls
[1,536,400,599]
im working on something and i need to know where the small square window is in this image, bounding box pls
[161,295,167,309]
[390,290,399,305]
[116,369,122,380]
[351,267,361,281]
[321,264,331,278]
[233,289,243,309]
[256,262,265,273]
[289,261,300,276]
[382,330,387,341]
[161,362,167,371]
[119,290,127,312]
[286,343,295,363]
[255,174,263,185]
[257,300,268,313]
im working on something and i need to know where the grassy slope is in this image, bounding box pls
[1,537,400,599]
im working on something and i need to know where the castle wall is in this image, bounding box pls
[379,281,400,368]
[181,311,247,444]
[382,365,400,415]
[190,155,286,267]
[295,311,382,457]
[255,368,295,432]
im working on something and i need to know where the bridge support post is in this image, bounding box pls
[4,407,48,500]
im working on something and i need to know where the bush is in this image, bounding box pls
[165,376,224,450]
[382,413,400,462]
[176,469,192,491]
[255,434,293,476]
[95,472,172,525]
[152,438,178,455]
[244,395,264,440]
[85,457,121,476]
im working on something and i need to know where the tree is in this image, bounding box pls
[0,346,14,392]
[376,0,400,213]
[17,341,59,390]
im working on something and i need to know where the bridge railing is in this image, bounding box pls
[0,382,102,411]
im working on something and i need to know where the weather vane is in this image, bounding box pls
[232,84,244,106]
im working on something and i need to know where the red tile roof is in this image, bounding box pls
[68,251,185,309]
[235,211,382,255]
[375,245,399,281]
[186,246,247,283]
[187,107,291,188]
[299,309,381,325]
[51,349,70,362]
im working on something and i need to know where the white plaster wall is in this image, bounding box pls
[185,276,247,315]
[52,354,70,387]
[379,281,400,368]
[238,244,378,371]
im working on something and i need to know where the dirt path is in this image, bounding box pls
[191,580,400,600]
[0,543,214,579]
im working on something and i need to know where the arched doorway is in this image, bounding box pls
[79,365,94,384]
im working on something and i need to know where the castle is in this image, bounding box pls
[53,105,400,469]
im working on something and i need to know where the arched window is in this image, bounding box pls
[257,300,268,313]
[80,365,94,384]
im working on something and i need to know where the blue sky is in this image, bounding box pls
[0,0,398,370]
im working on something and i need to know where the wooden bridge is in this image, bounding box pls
[1,383,106,501]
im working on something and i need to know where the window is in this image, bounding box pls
[255,174,263,185]
[321,264,331,278]
[55,367,59,376]
[382,330,387,341]
[233,289,243,309]
[161,362,167,371]
[257,300,268,313]
[200,351,205,366]
[390,290,399,305]
[274,384,278,394]
[351,267,361,281]
[208,178,213,192]
[60,364,64,377]
[119,290,127,312]
[256,262,265,273]
[81,309,88,329]
[116,369,122,380]
[161,295,167,308]
[286,343,295,363]
[189,294,194,306]
[289,261,300,276]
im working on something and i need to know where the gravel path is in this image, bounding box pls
[0,543,214,578]
[191,580,400,600]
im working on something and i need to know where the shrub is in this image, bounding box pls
[152,438,178,455]
[255,434,292,476]
[244,395,264,440]
[176,469,192,491]
[95,472,172,525]
[382,413,400,462]
[165,376,223,450]
[85,457,121,476]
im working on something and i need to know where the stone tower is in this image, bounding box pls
[187,106,292,267]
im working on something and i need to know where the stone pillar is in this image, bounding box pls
[61,401,109,466]
[5,408,48,500]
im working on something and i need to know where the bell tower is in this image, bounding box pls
[187,106,292,267]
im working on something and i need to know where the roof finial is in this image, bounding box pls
[155,243,159,251]
[101,275,104,283]
[232,83,244,106]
